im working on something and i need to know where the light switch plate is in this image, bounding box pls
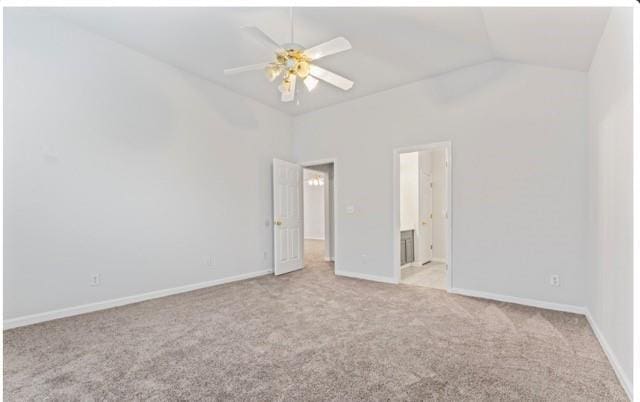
[346,205,355,214]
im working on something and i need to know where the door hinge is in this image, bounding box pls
[430,213,432,219]
[430,245,433,250]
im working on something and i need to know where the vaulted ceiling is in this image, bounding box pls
[50,7,611,115]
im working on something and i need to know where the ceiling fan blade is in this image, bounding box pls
[309,65,354,91]
[304,37,352,61]
[223,62,271,75]
[281,76,297,103]
[242,26,284,53]
[303,76,319,92]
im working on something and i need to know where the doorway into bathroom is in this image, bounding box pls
[396,143,451,290]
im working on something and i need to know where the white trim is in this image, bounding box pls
[634,8,640,400]
[585,311,633,400]
[448,287,586,315]
[300,158,336,167]
[393,141,452,289]
[304,236,325,240]
[3,269,273,330]
[335,269,397,284]
[430,258,447,264]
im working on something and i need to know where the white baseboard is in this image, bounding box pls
[430,258,447,264]
[448,287,586,315]
[335,269,397,284]
[304,236,325,240]
[323,257,334,262]
[3,269,273,330]
[585,311,633,400]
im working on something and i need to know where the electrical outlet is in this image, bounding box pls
[550,274,560,287]
[263,251,268,261]
[205,256,215,267]
[90,274,100,287]
[361,254,367,264]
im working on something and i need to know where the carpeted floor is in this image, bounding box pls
[304,239,327,266]
[4,241,627,400]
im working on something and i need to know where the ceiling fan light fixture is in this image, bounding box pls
[285,58,297,70]
[278,77,292,94]
[276,53,287,64]
[264,64,280,82]
[307,175,324,186]
[296,60,310,78]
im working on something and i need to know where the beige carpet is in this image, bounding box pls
[304,239,327,266]
[4,241,627,400]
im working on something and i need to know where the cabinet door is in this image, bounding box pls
[406,231,415,263]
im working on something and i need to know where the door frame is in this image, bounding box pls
[300,158,338,274]
[393,142,452,289]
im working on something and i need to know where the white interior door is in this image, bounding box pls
[419,170,433,263]
[273,158,304,275]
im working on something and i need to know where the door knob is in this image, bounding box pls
[274,220,282,226]
[421,221,428,225]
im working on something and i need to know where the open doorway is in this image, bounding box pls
[302,162,335,272]
[395,143,451,289]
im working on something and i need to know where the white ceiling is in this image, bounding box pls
[482,8,610,71]
[49,7,610,115]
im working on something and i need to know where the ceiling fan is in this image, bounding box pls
[223,9,354,103]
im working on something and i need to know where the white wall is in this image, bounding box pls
[293,60,588,307]
[399,152,419,231]
[3,9,292,320]
[431,148,447,262]
[303,170,325,240]
[586,8,633,396]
